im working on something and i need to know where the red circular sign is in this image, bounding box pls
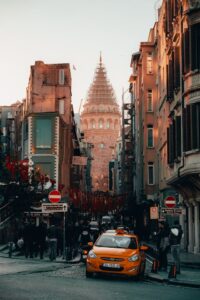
[164,196,176,208]
[48,190,61,203]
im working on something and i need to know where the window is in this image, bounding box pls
[59,100,64,115]
[106,120,110,128]
[91,120,95,129]
[59,69,65,85]
[99,143,105,149]
[147,90,153,111]
[147,53,153,74]
[148,162,154,185]
[35,118,52,148]
[147,125,154,148]
[191,23,200,71]
[99,119,103,129]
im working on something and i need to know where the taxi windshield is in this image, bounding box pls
[95,235,137,249]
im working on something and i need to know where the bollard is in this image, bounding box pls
[151,259,159,273]
[168,263,177,279]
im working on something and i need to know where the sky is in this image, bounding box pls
[0,0,161,113]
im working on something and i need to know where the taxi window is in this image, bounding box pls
[95,235,137,249]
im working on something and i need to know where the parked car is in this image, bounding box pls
[86,229,148,279]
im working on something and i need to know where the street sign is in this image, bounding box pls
[164,195,176,208]
[48,190,61,203]
[161,208,186,215]
[150,207,159,219]
[161,208,175,215]
[42,203,68,213]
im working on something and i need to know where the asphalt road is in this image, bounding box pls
[0,263,200,300]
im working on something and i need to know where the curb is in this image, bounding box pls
[0,253,81,264]
[146,273,200,288]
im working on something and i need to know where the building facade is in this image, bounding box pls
[130,0,200,253]
[21,60,73,193]
[80,56,121,192]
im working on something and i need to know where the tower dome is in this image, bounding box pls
[80,55,121,192]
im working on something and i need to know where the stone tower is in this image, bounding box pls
[80,55,121,192]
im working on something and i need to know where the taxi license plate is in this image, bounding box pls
[102,263,121,268]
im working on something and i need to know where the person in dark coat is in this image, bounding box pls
[47,224,58,261]
[169,220,183,274]
[157,221,170,271]
[23,220,36,258]
[36,221,47,259]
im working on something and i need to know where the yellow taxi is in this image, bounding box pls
[86,229,148,279]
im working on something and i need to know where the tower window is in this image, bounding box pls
[147,53,153,74]
[147,125,154,148]
[148,162,154,185]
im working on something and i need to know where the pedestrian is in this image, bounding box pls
[169,220,183,274]
[157,221,170,272]
[23,220,36,258]
[56,225,63,257]
[47,223,58,261]
[36,221,47,259]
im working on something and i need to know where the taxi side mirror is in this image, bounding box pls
[88,241,93,247]
[140,245,148,251]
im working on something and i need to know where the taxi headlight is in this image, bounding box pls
[128,254,139,262]
[88,250,97,258]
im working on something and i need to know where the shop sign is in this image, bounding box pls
[150,207,159,219]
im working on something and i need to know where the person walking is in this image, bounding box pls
[23,220,36,258]
[157,221,170,272]
[169,220,183,274]
[36,221,47,259]
[47,223,58,261]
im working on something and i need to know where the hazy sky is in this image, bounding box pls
[0,0,160,113]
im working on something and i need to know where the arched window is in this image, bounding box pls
[99,119,103,129]
[99,143,105,149]
[106,120,110,129]
[90,120,95,129]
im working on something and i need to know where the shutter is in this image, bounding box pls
[169,59,174,100]
[168,124,175,164]
[183,29,190,74]
[166,0,172,33]
[183,108,187,152]
[166,64,170,100]
[174,47,180,89]
[172,119,176,159]
[175,116,181,157]
[198,103,200,149]
[197,24,200,70]
[186,105,191,151]
[191,104,197,150]
[191,23,200,71]
[173,0,178,18]
[167,127,170,164]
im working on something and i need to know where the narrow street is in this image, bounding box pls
[0,257,199,300]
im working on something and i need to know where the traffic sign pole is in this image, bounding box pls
[63,209,66,260]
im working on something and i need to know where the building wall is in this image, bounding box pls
[24,61,72,193]
[131,0,200,253]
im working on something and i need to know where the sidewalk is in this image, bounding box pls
[144,241,200,288]
[0,244,81,265]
